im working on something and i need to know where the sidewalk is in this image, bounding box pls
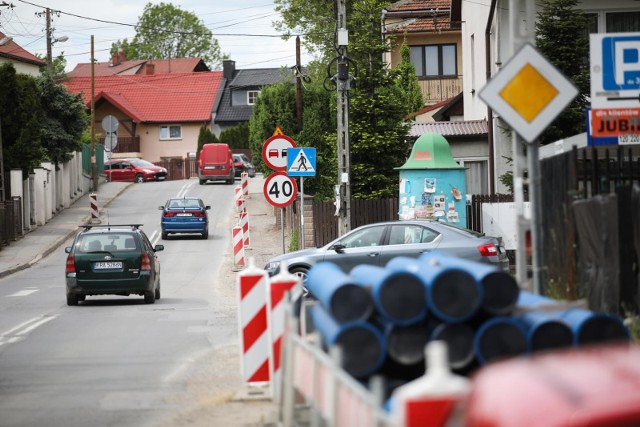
[0,181,133,279]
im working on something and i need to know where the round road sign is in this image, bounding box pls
[262,134,297,171]
[263,171,298,208]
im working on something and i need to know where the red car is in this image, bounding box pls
[104,158,168,183]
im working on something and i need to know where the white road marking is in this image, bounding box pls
[6,289,38,297]
[0,314,58,347]
[149,229,159,245]
[177,181,195,198]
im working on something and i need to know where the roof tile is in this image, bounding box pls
[0,30,45,66]
[62,72,223,123]
[409,120,488,137]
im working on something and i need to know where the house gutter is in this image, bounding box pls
[485,0,497,194]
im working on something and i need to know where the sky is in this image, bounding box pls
[0,0,315,71]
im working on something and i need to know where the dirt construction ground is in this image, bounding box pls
[154,175,288,427]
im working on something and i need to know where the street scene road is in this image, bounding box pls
[0,177,280,427]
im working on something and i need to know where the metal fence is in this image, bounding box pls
[0,197,23,248]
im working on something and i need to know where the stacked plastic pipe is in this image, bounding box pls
[307,251,631,389]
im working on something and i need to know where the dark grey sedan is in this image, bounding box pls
[264,220,509,281]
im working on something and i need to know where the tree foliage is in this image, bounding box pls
[196,125,218,154]
[0,64,44,174]
[535,0,590,145]
[269,0,419,199]
[38,75,89,165]
[220,123,249,149]
[112,2,225,69]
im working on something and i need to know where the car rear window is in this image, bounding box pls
[168,199,202,209]
[76,233,138,253]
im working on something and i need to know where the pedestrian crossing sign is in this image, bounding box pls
[287,147,316,177]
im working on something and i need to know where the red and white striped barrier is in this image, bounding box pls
[232,225,245,270]
[90,193,100,223]
[268,268,302,402]
[234,185,243,211]
[237,196,246,214]
[237,259,270,384]
[239,211,251,249]
[241,172,249,198]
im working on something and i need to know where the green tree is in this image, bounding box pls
[38,75,88,165]
[112,2,226,69]
[0,64,44,174]
[396,38,424,115]
[536,0,590,145]
[196,126,218,155]
[220,123,249,149]
[272,0,418,199]
[36,52,67,80]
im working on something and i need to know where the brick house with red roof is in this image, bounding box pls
[62,71,223,164]
[0,30,45,76]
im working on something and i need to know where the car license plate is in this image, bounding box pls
[157,176,166,181]
[177,213,192,217]
[94,261,123,269]
[204,165,222,170]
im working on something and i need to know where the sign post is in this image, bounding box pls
[480,41,578,294]
[287,148,316,250]
[262,128,299,254]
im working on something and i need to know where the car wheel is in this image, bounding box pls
[144,290,156,304]
[226,177,234,185]
[77,295,86,302]
[155,280,161,300]
[201,230,208,239]
[66,292,78,306]
[199,179,206,185]
[249,170,256,178]
[135,174,145,183]
[289,266,312,297]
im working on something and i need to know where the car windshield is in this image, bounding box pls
[129,159,155,168]
[76,233,138,252]
[167,199,202,209]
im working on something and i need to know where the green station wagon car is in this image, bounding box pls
[65,224,164,305]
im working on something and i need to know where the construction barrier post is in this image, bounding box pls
[237,258,270,387]
[232,225,245,271]
[90,193,100,223]
[241,172,249,198]
[268,268,302,403]
[240,211,251,249]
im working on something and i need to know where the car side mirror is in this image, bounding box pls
[205,206,211,210]
[158,206,164,210]
[332,244,345,253]
[65,247,72,253]
[154,244,164,252]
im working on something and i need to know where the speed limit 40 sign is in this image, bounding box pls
[264,171,298,208]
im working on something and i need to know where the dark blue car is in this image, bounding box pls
[159,197,210,239]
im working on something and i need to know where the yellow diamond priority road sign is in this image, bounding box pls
[480,43,578,143]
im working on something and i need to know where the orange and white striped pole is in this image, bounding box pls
[232,225,245,271]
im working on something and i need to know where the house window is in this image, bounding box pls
[459,160,488,195]
[584,10,640,33]
[160,125,182,140]
[247,91,260,105]
[410,44,457,78]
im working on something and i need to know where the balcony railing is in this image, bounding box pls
[99,136,140,153]
[418,76,463,104]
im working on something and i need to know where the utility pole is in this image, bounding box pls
[90,35,98,192]
[336,0,351,235]
[45,8,52,74]
[0,117,5,202]
[295,36,303,132]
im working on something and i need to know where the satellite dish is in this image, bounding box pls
[101,115,119,133]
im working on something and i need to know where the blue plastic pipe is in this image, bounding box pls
[516,311,574,352]
[350,264,428,326]
[474,316,529,365]
[385,256,482,323]
[421,251,519,315]
[311,304,387,379]
[306,262,374,323]
[558,308,630,346]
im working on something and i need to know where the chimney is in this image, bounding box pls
[145,62,155,75]
[111,53,119,66]
[118,49,126,64]
[223,60,235,81]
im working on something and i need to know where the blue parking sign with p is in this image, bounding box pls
[602,35,640,91]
